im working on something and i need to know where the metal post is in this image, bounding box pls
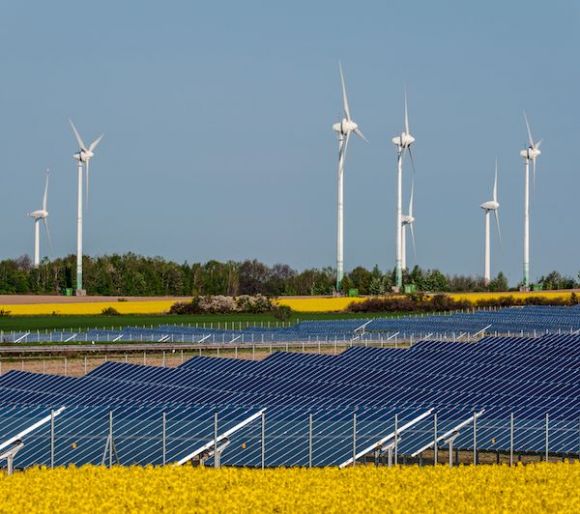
[50,409,55,468]
[433,413,438,466]
[394,413,398,465]
[545,413,549,462]
[308,413,313,468]
[214,412,219,469]
[84,355,88,375]
[108,411,113,468]
[261,411,266,470]
[162,412,167,466]
[473,413,477,465]
[352,412,357,467]
[449,439,453,468]
[510,413,514,466]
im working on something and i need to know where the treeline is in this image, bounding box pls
[0,254,578,296]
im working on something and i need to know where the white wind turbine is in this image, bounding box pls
[480,161,501,285]
[332,63,367,291]
[69,119,103,295]
[391,91,415,291]
[401,180,416,271]
[27,170,52,268]
[519,112,542,291]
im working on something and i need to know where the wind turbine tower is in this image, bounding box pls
[519,113,542,291]
[480,162,501,285]
[391,92,415,291]
[400,180,416,271]
[332,63,367,291]
[69,120,103,295]
[27,170,52,268]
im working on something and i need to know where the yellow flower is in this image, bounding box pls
[0,462,578,513]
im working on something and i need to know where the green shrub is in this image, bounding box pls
[101,306,121,316]
[272,305,292,321]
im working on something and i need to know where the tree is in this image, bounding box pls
[488,272,508,292]
[349,266,373,295]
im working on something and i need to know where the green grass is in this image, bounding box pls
[0,311,401,332]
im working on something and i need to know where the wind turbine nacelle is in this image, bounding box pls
[401,214,415,225]
[333,119,358,135]
[392,133,415,148]
[29,209,48,219]
[480,201,499,211]
[73,150,93,163]
[520,147,541,160]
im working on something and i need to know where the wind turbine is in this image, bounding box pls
[331,63,367,291]
[401,180,416,271]
[519,112,542,291]
[27,170,52,268]
[480,161,501,285]
[69,119,103,295]
[391,91,415,291]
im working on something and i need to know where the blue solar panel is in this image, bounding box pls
[1,331,579,468]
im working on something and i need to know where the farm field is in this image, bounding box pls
[0,311,398,332]
[0,291,578,317]
[0,463,577,514]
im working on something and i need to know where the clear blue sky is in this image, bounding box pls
[1,0,578,284]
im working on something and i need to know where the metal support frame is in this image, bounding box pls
[444,432,459,467]
[0,441,24,475]
[509,413,514,466]
[352,412,357,467]
[1,407,66,462]
[545,413,549,462]
[162,412,167,466]
[339,409,433,469]
[433,412,438,465]
[102,411,120,467]
[177,409,265,466]
[261,411,266,470]
[473,414,477,465]
[308,413,313,468]
[411,410,485,459]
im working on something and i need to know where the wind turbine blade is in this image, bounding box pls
[42,170,49,211]
[408,146,417,176]
[494,209,502,248]
[43,218,54,257]
[89,134,104,152]
[493,160,498,203]
[69,119,87,151]
[523,111,534,147]
[353,127,368,143]
[343,131,351,160]
[409,222,417,259]
[339,62,351,121]
[408,180,414,217]
[404,89,410,135]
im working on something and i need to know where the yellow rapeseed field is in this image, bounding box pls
[0,291,576,315]
[0,463,578,513]
[277,291,577,312]
[0,300,175,316]
[275,296,366,312]
[448,291,577,303]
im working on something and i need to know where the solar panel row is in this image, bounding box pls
[3,305,580,343]
[0,332,578,468]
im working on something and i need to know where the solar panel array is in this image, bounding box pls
[3,305,580,344]
[1,330,578,468]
